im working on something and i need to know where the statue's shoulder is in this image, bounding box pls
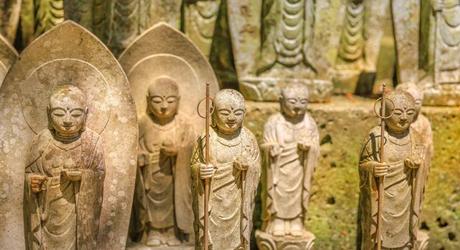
[81,128,103,146]
[176,112,194,127]
[31,129,52,147]
[264,113,283,130]
[368,126,381,137]
[242,126,258,146]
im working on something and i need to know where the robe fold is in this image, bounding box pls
[261,113,319,222]
[191,127,260,250]
[24,129,105,250]
[358,126,427,250]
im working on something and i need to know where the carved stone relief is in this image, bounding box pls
[0,34,17,85]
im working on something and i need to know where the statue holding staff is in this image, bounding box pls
[358,90,428,249]
[191,89,260,250]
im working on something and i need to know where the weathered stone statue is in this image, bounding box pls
[334,0,365,95]
[228,0,344,102]
[0,21,137,249]
[0,35,17,85]
[21,0,65,45]
[131,77,195,247]
[24,85,105,249]
[423,0,460,105]
[396,83,433,249]
[256,83,319,250]
[359,90,428,249]
[0,0,21,43]
[191,89,260,249]
[184,0,221,58]
[118,22,219,249]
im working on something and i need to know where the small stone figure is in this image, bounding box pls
[24,85,105,249]
[396,83,433,249]
[359,90,428,249]
[191,89,260,249]
[131,76,195,247]
[256,83,318,250]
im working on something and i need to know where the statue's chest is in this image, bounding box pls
[384,138,411,163]
[143,126,178,147]
[213,139,242,164]
[280,123,307,144]
[42,144,82,177]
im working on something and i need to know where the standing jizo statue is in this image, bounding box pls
[191,89,261,249]
[256,83,318,250]
[131,76,195,247]
[359,90,428,250]
[24,84,105,249]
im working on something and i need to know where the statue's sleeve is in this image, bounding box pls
[261,118,278,221]
[77,136,105,249]
[302,117,320,211]
[174,120,196,233]
[24,134,48,250]
[191,136,205,246]
[242,130,261,246]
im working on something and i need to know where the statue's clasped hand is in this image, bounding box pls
[297,141,311,152]
[161,140,178,157]
[30,174,47,193]
[404,157,421,169]
[269,144,282,157]
[370,161,390,177]
[200,163,216,180]
[234,156,250,171]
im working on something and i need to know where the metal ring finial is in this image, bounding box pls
[197,97,215,119]
[373,97,395,119]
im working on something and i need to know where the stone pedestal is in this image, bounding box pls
[255,230,315,250]
[126,241,194,250]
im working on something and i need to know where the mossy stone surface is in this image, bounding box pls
[245,97,460,250]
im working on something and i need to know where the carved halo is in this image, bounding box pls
[20,58,111,135]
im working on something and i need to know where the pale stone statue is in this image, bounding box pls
[396,83,434,249]
[118,22,219,249]
[422,0,460,105]
[130,77,195,247]
[256,83,319,250]
[359,90,429,249]
[0,21,138,249]
[191,89,260,249]
[24,84,105,249]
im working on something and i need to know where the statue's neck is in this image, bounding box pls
[52,130,82,144]
[148,113,176,127]
[385,126,410,139]
[282,112,305,125]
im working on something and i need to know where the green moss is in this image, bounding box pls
[245,98,460,249]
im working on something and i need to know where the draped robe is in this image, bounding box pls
[132,113,195,237]
[191,127,260,250]
[359,126,427,249]
[261,113,319,221]
[24,129,105,250]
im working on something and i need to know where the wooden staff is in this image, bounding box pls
[376,83,386,250]
[203,82,211,250]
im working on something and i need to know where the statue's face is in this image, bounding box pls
[49,95,87,137]
[280,90,308,118]
[215,101,245,134]
[148,94,179,121]
[385,98,416,133]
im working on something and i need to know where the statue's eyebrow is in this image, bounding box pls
[50,107,66,111]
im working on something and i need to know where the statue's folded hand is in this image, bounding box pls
[200,163,216,180]
[30,174,47,193]
[297,142,311,152]
[404,158,421,169]
[368,161,389,177]
[269,144,282,157]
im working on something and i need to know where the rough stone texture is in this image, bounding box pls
[0,21,138,250]
[227,0,345,102]
[245,97,460,250]
[0,35,17,85]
